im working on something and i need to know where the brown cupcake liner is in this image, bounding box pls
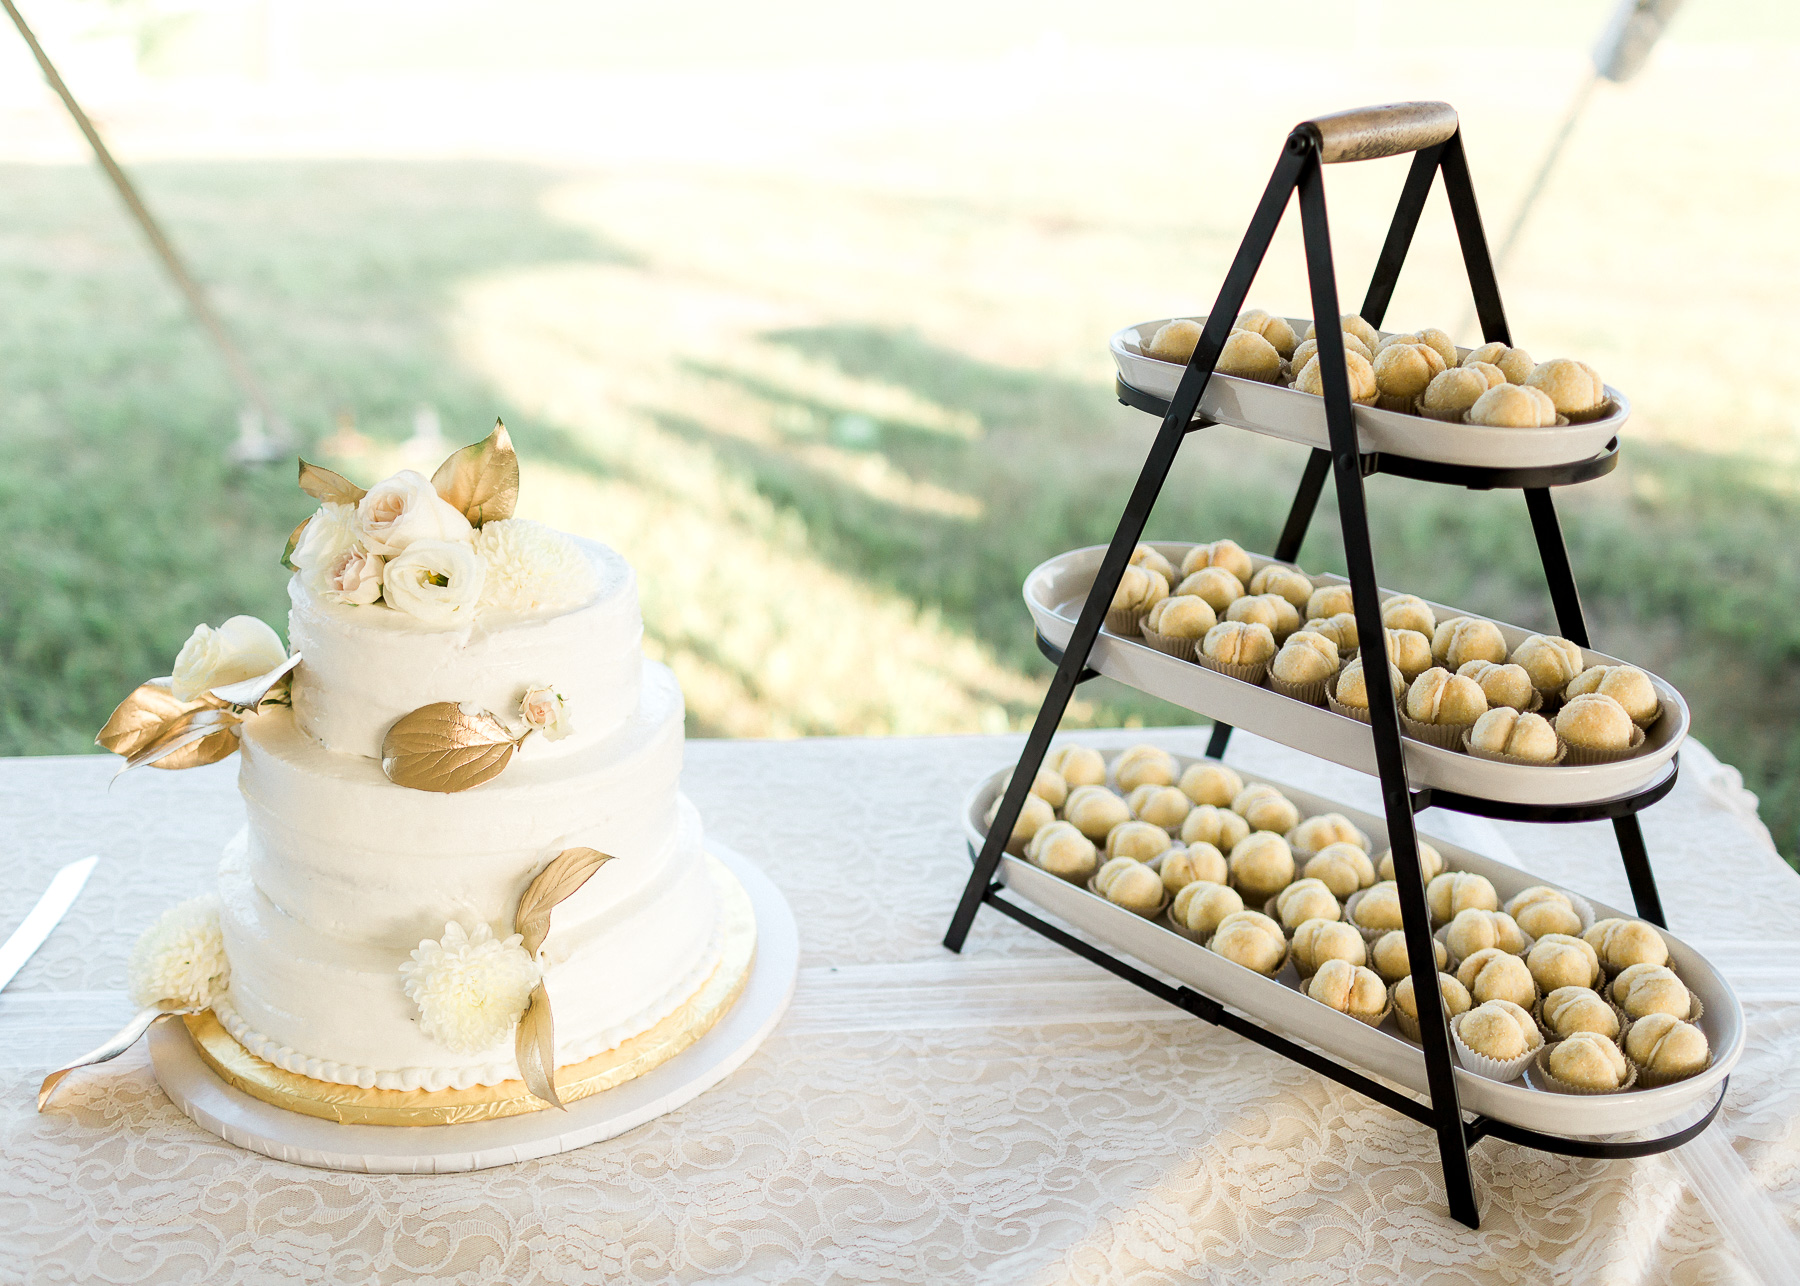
[1265,671,1334,707]
[1610,984,1703,1026]
[1412,395,1472,423]
[1193,651,1270,686]
[1529,1043,1640,1096]
[1631,703,1664,731]
[1532,992,1626,1047]
[1202,931,1289,978]
[1458,410,1572,428]
[1400,711,1479,751]
[1085,874,1170,920]
[1342,889,1404,944]
[1631,1048,1714,1089]
[1138,625,1198,663]
[1461,730,1569,767]
[1452,1011,1542,1083]
[1376,392,1415,414]
[1326,672,1407,725]
[1558,724,1647,766]
[1104,606,1149,638]
[1561,399,1615,425]
[1163,904,1206,942]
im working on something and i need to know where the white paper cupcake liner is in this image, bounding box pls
[1452,1012,1543,1083]
[1138,626,1198,663]
[1559,724,1647,766]
[1631,703,1664,731]
[1528,1044,1640,1095]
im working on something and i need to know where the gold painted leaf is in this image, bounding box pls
[210,653,302,711]
[129,707,243,770]
[515,847,617,955]
[96,682,216,759]
[431,420,519,527]
[515,982,563,1110]
[380,702,519,793]
[281,514,311,571]
[145,724,241,771]
[297,459,367,506]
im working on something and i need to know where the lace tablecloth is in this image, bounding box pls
[4,730,1799,1284]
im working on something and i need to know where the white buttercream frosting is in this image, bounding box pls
[287,537,641,761]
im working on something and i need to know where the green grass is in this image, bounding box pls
[1,154,1795,868]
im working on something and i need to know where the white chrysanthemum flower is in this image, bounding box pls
[474,519,598,616]
[399,922,541,1054]
[128,895,229,1007]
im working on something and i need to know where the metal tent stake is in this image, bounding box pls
[943,103,1713,1230]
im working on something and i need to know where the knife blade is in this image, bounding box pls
[0,856,98,992]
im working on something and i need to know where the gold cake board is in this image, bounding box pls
[184,853,755,1127]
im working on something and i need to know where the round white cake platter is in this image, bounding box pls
[148,843,797,1174]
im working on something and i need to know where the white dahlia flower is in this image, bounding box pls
[399,922,541,1054]
[473,519,597,616]
[128,895,230,1008]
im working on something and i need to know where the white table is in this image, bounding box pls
[3,731,1798,1283]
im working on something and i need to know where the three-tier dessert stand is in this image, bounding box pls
[942,102,1724,1228]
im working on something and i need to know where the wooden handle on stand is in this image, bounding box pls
[1297,102,1459,163]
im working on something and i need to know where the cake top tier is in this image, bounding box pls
[277,424,646,761]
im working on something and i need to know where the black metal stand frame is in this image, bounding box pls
[942,113,1715,1228]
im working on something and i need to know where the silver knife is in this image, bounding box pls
[0,856,97,992]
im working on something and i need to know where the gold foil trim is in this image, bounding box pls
[184,854,757,1127]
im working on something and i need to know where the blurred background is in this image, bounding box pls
[2,0,1796,863]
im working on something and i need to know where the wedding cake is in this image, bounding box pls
[101,425,726,1109]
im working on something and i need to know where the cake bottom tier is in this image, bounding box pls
[187,853,757,1125]
[214,799,720,1091]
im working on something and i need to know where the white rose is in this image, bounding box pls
[170,616,288,701]
[322,546,384,606]
[290,502,360,573]
[519,684,573,741]
[357,470,474,556]
[381,540,486,627]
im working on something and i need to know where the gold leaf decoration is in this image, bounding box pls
[510,846,616,1109]
[515,847,617,955]
[96,682,212,760]
[210,653,302,712]
[297,459,367,506]
[380,701,520,792]
[431,420,519,527]
[138,711,242,771]
[281,514,311,571]
[514,982,562,1110]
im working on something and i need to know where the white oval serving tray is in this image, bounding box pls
[962,746,1739,1140]
[1111,316,1626,470]
[1025,542,1687,808]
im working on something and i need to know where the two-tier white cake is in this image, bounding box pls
[194,446,721,1096]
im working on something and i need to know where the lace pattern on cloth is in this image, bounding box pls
[5,732,1800,1284]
